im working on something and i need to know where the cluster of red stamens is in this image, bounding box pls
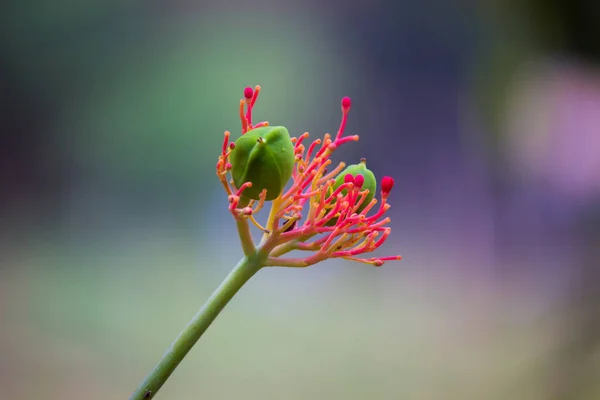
[216,86,402,267]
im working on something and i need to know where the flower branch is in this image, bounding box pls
[129,85,402,400]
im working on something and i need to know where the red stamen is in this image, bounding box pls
[222,131,230,155]
[371,228,391,250]
[295,132,310,149]
[359,198,378,216]
[336,97,351,140]
[377,255,403,261]
[235,182,252,197]
[317,197,344,227]
[240,100,248,134]
[245,86,261,126]
[252,121,269,129]
[250,85,260,107]
[335,135,360,146]
[363,202,390,224]
[300,170,317,191]
[349,190,369,213]
[244,86,254,100]
[324,182,352,204]
[315,136,332,158]
[306,139,321,162]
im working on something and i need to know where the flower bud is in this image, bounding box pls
[324,159,377,226]
[332,159,377,213]
[229,126,295,200]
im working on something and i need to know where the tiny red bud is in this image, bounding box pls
[344,173,354,184]
[242,207,253,215]
[229,143,236,150]
[244,87,254,100]
[341,96,351,110]
[381,176,395,194]
[353,174,364,188]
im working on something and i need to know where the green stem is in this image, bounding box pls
[128,255,263,400]
[236,218,256,256]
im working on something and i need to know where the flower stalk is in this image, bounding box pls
[128,254,263,400]
[129,85,402,399]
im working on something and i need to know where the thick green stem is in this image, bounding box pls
[128,256,263,400]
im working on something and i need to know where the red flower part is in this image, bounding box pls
[324,181,352,204]
[235,182,252,197]
[341,96,351,110]
[218,86,402,267]
[336,97,352,141]
[353,174,365,189]
[221,130,230,155]
[239,85,267,134]
[243,86,254,100]
[381,176,394,196]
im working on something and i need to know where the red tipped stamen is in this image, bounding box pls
[244,86,254,100]
[222,131,230,155]
[324,182,352,204]
[244,85,260,127]
[336,97,352,141]
[240,100,248,134]
[235,182,252,197]
[306,139,322,161]
[295,132,310,149]
[250,85,260,107]
[252,121,269,129]
[344,174,354,184]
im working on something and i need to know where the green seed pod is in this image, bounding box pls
[229,126,295,201]
[325,159,377,225]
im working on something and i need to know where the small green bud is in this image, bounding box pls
[333,159,376,212]
[325,159,377,225]
[229,126,295,201]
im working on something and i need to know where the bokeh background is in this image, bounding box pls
[2,1,600,399]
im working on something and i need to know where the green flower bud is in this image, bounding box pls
[333,160,376,212]
[229,126,295,201]
[325,159,377,225]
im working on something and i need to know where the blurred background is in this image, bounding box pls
[1,1,600,399]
